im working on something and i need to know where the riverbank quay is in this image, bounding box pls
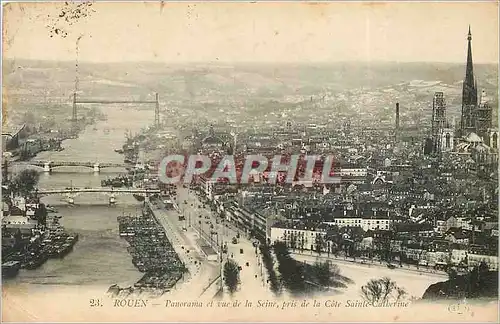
[3,116,97,161]
[145,198,222,298]
[110,206,186,298]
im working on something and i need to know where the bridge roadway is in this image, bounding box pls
[75,99,157,104]
[12,161,127,172]
[35,187,160,195]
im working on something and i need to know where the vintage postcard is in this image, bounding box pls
[1,1,498,322]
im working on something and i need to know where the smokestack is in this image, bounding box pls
[395,102,400,130]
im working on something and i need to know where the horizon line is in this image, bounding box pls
[3,58,499,65]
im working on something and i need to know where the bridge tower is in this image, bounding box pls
[109,193,116,205]
[154,93,160,128]
[43,162,52,173]
[2,158,8,181]
[72,92,77,122]
[72,93,159,128]
[66,194,75,205]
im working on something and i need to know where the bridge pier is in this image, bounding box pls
[109,194,116,205]
[67,195,75,205]
[93,163,100,173]
[43,162,52,173]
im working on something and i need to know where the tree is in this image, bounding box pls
[310,261,351,289]
[415,248,426,269]
[223,259,240,296]
[11,169,40,197]
[273,241,290,259]
[299,237,305,252]
[467,261,490,298]
[478,261,489,274]
[315,234,325,255]
[13,228,22,248]
[290,232,297,251]
[380,231,394,262]
[273,241,306,296]
[312,261,330,287]
[34,203,47,225]
[422,262,497,300]
[360,277,407,305]
[447,267,458,280]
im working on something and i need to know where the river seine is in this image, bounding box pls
[5,108,155,289]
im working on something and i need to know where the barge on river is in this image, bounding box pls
[2,261,21,278]
[116,210,186,295]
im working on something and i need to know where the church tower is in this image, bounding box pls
[432,92,446,152]
[488,129,499,151]
[460,26,478,137]
[431,92,454,153]
[476,90,493,142]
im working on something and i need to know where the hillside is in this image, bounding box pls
[3,60,497,100]
[2,60,498,130]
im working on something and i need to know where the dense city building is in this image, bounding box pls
[2,12,498,319]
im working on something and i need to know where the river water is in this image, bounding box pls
[5,107,155,289]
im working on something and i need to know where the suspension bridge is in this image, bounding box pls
[72,93,161,128]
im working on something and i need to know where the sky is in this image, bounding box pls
[2,1,499,64]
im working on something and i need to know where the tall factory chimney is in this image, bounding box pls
[154,93,160,128]
[395,102,400,131]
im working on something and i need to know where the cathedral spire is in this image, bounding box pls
[464,25,475,97]
[460,25,478,135]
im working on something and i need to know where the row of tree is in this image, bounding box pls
[259,243,281,296]
[273,241,307,296]
[223,242,494,302]
[286,224,468,269]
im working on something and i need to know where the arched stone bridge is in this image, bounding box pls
[13,161,127,173]
[34,187,160,205]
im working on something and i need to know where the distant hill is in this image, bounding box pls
[3,60,497,99]
[3,59,497,128]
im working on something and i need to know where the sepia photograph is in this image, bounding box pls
[1,1,499,322]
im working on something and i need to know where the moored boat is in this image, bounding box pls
[2,261,21,278]
[133,194,145,202]
[46,205,58,213]
[56,243,74,258]
[111,180,124,188]
[48,245,61,258]
[25,251,49,270]
[65,234,79,247]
